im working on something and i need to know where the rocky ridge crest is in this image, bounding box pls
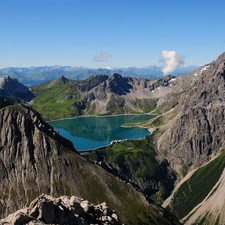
[0,194,121,225]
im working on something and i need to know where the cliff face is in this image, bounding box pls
[156,52,225,170]
[0,101,180,225]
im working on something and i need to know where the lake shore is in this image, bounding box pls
[48,114,155,151]
[47,112,155,122]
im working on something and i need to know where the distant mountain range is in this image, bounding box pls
[0,65,200,86]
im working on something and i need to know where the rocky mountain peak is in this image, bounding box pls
[110,73,123,80]
[107,73,132,95]
[216,51,225,61]
[58,75,69,83]
[0,75,33,102]
[77,74,108,92]
[49,75,70,87]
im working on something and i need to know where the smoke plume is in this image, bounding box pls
[160,50,184,76]
[94,52,111,62]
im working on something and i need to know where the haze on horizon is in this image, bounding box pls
[0,0,224,72]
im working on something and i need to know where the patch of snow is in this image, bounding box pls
[200,65,210,73]
[194,73,197,76]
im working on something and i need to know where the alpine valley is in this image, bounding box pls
[0,52,225,224]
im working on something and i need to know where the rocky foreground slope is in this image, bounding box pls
[0,194,121,225]
[0,99,180,224]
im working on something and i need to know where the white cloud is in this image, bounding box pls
[94,52,111,62]
[160,50,185,76]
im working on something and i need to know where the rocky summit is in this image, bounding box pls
[0,194,121,225]
[0,75,33,102]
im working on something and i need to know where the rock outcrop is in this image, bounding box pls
[0,194,121,225]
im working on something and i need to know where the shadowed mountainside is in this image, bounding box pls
[0,100,180,225]
[0,75,33,101]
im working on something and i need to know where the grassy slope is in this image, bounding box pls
[31,80,80,120]
[169,150,225,220]
[85,136,176,204]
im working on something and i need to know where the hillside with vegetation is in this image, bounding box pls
[84,136,176,204]
[31,74,174,120]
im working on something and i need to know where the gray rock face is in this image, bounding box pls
[156,52,225,170]
[0,75,33,101]
[0,194,121,225]
[71,73,175,115]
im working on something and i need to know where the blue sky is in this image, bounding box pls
[0,0,225,68]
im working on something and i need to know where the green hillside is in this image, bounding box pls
[169,150,225,220]
[84,135,177,204]
[31,77,81,120]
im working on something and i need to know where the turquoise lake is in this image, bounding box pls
[48,114,154,151]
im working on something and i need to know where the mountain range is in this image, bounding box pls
[30,73,176,120]
[0,52,225,224]
[0,65,200,86]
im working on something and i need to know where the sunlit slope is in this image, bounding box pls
[31,74,175,120]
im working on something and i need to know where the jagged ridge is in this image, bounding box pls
[0,194,122,225]
[31,73,175,120]
[0,75,33,101]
